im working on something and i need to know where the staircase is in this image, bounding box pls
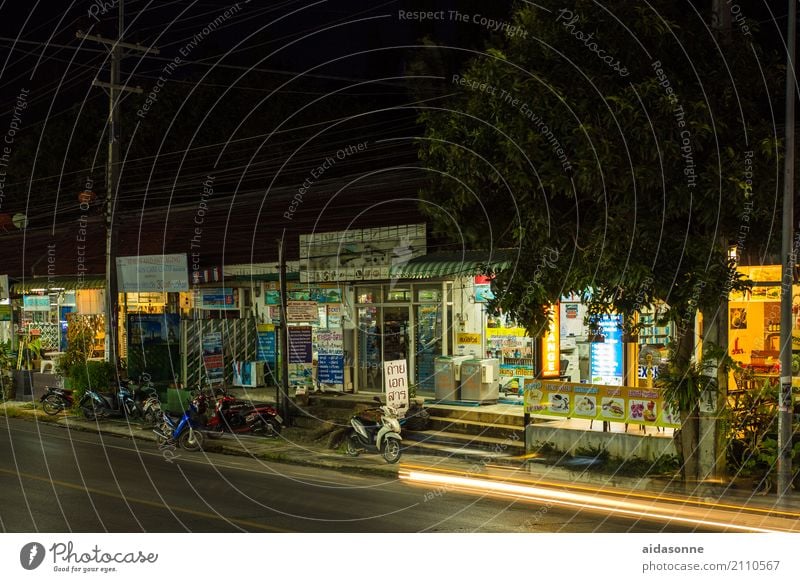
[402,404,526,460]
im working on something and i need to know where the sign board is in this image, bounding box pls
[116,254,189,292]
[590,314,624,385]
[23,295,50,311]
[456,332,481,356]
[199,288,238,310]
[0,275,8,301]
[474,284,494,303]
[202,331,224,385]
[383,359,409,416]
[540,308,560,378]
[233,361,257,388]
[256,324,276,364]
[523,380,680,428]
[287,326,313,364]
[299,224,426,283]
[317,329,344,385]
[287,300,319,322]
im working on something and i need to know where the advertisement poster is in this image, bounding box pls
[317,329,344,385]
[116,253,189,292]
[327,305,342,328]
[383,359,409,416]
[200,288,238,310]
[232,361,257,387]
[287,300,319,322]
[288,326,313,364]
[590,314,624,385]
[456,332,481,356]
[202,331,224,384]
[127,313,180,346]
[256,324,276,364]
[288,363,313,393]
[523,380,680,428]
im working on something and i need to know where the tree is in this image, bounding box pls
[415,0,782,480]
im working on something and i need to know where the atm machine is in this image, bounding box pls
[460,358,500,404]
[434,355,473,401]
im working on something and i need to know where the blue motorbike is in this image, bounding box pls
[152,394,205,452]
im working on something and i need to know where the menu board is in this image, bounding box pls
[523,380,680,428]
[590,314,624,385]
[287,326,313,363]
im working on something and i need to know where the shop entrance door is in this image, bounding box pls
[382,305,410,363]
[357,305,411,392]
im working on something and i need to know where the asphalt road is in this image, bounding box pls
[0,417,704,533]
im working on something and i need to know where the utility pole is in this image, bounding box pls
[278,233,291,424]
[78,1,157,369]
[778,0,796,501]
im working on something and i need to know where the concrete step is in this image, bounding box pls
[401,438,520,460]
[424,404,525,427]
[403,429,525,453]
[427,415,524,440]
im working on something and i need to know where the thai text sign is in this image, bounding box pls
[523,380,680,428]
[287,300,318,322]
[383,359,409,416]
[317,329,344,385]
[116,254,188,292]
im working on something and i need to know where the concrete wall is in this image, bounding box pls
[526,423,678,462]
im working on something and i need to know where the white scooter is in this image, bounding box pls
[345,397,403,464]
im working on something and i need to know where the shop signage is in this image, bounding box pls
[287,326,313,363]
[299,224,426,283]
[263,284,343,305]
[327,305,342,328]
[540,308,560,377]
[523,380,680,428]
[256,324,276,364]
[383,359,409,416]
[202,331,224,385]
[116,254,189,292]
[317,329,344,385]
[456,332,481,356]
[23,295,50,311]
[286,300,318,322]
[565,304,578,319]
[233,361,257,388]
[590,314,623,385]
[0,274,8,301]
[200,288,238,310]
[474,284,494,303]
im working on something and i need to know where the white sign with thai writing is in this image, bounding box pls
[116,254,189,292]
[383,359,409,417]
[286,300,318,322]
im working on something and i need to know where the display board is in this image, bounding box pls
[523,380,680,428]
[590,314,624,385]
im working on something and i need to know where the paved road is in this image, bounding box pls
[0,417,703,533]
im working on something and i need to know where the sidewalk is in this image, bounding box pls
[3,400,799,515]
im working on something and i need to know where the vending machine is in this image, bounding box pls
[460,358,500,404]
[433,355,473,401]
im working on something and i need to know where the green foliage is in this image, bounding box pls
[416,0,782,335]
[68,361,116,399]
[0,340,15,400]
[57,317,97,378]
[656,342,733,413]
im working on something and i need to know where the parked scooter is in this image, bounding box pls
[197,390,282,437]
[344,397,402,463]
[40,386,74,415]
[152,394,205,451]
[79,382,142,421]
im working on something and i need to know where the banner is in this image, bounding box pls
[523,380,680,428]
[202,331,224,385]
[256,324,276,364]
[116,254,188,292]
[317,329,344,385]
[232,361,257,387]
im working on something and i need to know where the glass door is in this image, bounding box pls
[357,305,381,391]
[415,304,442,394]
[382,306,410,363]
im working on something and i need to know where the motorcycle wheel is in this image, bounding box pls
[81,401,97,421]
[42,395,65,415]
[345,433,361,457]
[255,418,281,438]
[178,428,204,452]
[382,438,401,464]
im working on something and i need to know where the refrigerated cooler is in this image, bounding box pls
[433,355,473,401]
[460,358,500,404]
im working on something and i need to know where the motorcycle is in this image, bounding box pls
[127,374,162,426]
[344,397,402,464]
[40,386,74,415]
[79,382,142,421]
[197,390,282,438]
[152,394,205,452]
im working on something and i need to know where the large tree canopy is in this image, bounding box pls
[417,0,782,338]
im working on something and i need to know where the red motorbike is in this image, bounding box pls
[195,391,282,438]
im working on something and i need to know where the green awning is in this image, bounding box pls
[12,276,106,294]
[389,250,515,280]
